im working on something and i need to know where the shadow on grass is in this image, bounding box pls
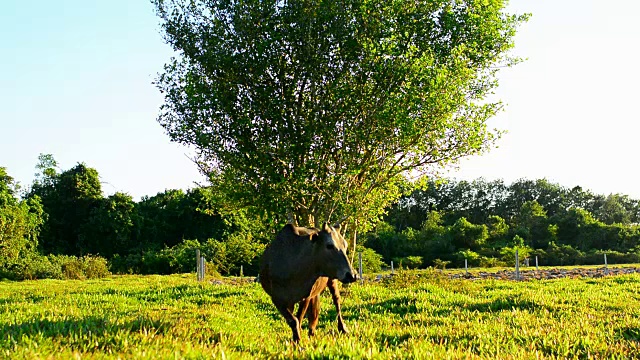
[619,326,640,341]
[100,284,250,306]
[0,315,176,354]
[0,294,47,306]
[461,298,547,312]
[1,315,173,339]
[338,295,549,324]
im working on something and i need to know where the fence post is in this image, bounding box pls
[358,251,363,284]
[464,258,468,276]
[535,256,539,272]
[201,256,206,280]
[240,265,243,277]
[390,261,394,275]
[515,249,520,281]
[196,249,201,281]
[604,253,608,275]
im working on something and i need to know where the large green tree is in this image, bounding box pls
[29,159,103,256]
[0,167,44,272]
[152,0,528,244]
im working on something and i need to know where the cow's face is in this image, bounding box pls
[313,222,357,283]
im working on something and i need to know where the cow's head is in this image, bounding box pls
[313,222,358,284]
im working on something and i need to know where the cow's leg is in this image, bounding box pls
[296,298,311,325]
[274,301,302,342]
[327,279,348,334]
[307,295,321,336]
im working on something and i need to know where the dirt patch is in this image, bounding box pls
[449,267,640,281]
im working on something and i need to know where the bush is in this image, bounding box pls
[478,256,505,268]
[62,260,86,280]
[455,249,481,267]
[24,256,64,280]
[581,250,640,265]
[50,255,111,280]
[84,257,110,278]
[0,254,110,280]
[395,256,423,269]
[432,258,451,270]
[499,246,533,266]
[355,245,385,273]
[2,254,64,280]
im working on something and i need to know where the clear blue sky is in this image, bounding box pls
[1,0,639,200]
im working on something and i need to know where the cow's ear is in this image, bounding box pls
[333,222,341,233]
[322,222,331,232]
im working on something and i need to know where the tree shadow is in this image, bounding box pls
[101,284,247,306]
[0,294,47,306]
[337,294,550,325]
[1,314,173,351]
[377,331,413,346]
[619,326,640,341]
[461,297,547,313]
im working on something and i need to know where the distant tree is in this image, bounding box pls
[448,217,488,251]
[134,188,230,251]
[152,0,528,254]
[486,215,509,247]
[81,192,137,258]
[361,221,400,262]
[554,208,599,251]
[596,194,632,225]
[29,161,103,255]
[134,189,188,250]
[0,167,44,272]
[501,179,567,221]
[513,200,550,248]
[32,153,59,193]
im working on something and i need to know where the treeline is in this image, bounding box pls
[363,178,640,268]
[3,156,640,280]
[1,155,271,280]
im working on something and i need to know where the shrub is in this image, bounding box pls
[21,255,64,280]
[455,249,481,267]
[62,260,86,280]
[581,250,640,265]
[49,255,111,280]
[395,256,423,269]
[84,256,110,278]
[478,257,505,268]
[432,258,451,270]
[355,245,385,273]
[499,246,533,266]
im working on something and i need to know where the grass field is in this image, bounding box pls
[1,271,639,359]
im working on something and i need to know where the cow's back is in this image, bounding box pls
[259,224,317,298]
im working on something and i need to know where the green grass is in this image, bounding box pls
[1,272,639,359]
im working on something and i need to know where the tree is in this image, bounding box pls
[555,208,600,251]
[0,167,44,272]
[513,200,549,248]
[596,194,632,225]
[486,215,509,247]
[152,0,528,251]
[29,162,103,255]
[448,217,488,251]
[81,192,137,258]
[134,188,232,251]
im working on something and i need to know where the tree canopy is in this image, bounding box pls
[3,155,640,278]
[152,0,528,236]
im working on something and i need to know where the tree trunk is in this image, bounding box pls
[349,220,358,264]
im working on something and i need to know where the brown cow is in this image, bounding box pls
[260,222,358,342]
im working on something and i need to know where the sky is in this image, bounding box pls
[1,0,639,200]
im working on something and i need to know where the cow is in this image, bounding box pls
[259,222,358,342]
